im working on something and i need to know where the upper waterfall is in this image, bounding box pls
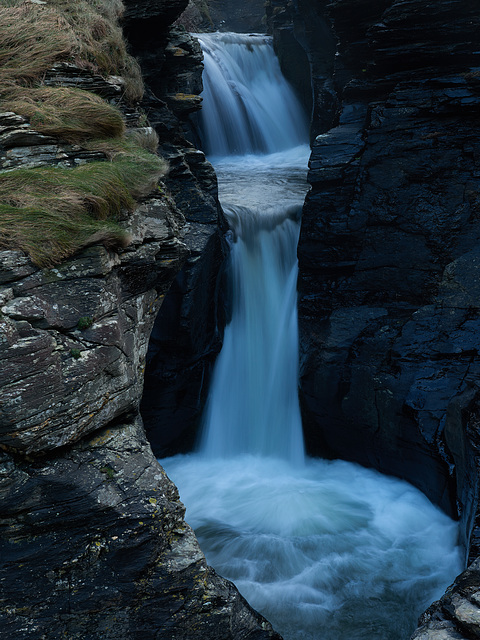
[194,32,309,157]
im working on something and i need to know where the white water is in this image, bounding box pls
[199,151,307,464]
[163,455,462,640]
[161,33,463,640]
[194,32,308,156]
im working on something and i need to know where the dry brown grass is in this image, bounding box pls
[0,0,169,267]
[0,0,143,101]
[0,86,126,143]
[0,150,168,267]
[0,203,130,268]
[125,127,160,154]
[0,5,75,84]
[50,0,144,100]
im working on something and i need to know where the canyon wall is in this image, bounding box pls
[0,1,280,638]
[269,0,480,520]
[268,0,480,637]
[123,3,226,456]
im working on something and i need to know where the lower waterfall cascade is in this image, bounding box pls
[160,32,464,640]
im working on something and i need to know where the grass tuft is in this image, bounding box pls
[0,87,125,143]
[0,150,168,267]
[0,1,143,101]
[0,5,75,84]
[0,0,168,268]
[0,202,129,268]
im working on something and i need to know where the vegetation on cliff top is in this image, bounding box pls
[0,1,143,99]
[0,0,168,267]
[2,86,126,143]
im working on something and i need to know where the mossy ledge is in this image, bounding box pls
[0,0,166,268]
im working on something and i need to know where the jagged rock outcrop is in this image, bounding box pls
[0,200,186,453]
[0,1,281,637]
[412,555,480,639]
[122,2,226,454]
[270,0,480,637]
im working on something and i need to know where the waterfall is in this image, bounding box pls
[195,32,308,464]
[199,204,305,463]
[194,32,308,156]
[160,33,463,640]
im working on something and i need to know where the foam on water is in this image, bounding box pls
[162,454,463,640]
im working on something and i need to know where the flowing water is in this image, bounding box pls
[160,32,463,640]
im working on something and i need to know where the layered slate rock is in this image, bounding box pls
[412,558,480,640]
[0,196,185,454]
[0,1,282,637]
[0,418,280,639]
[269,0,480,637]
[122,3,226,455]
[0,111,107,169]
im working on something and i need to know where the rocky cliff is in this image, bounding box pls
[268,0,480,637]
[122,3,226,456]
[0,1,280,638]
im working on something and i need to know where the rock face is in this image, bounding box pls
[0,1,282,638]
[0,181,278,638]
[122,2,227,455]
[0,202,186,454]
[204,0,267,33]
[0,418,279,639]
[270,0,480,636]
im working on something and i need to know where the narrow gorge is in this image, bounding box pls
[1,1,480,640]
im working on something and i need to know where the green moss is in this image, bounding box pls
[70,348,82,359]
[100,465,116,480]
[77,317,93,330]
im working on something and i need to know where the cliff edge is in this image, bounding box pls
[0,1,280,638]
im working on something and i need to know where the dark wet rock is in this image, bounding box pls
[270,0,480,636]
[205,0,267,33]
[294,0,480,521]
[121,13,226,458]
[122,0,189,23]
[141,221,224,455]
[0,198,187,456]
[0,182,274,638]
[0,418,280,640]
[412,558,480,639]
[266,0,337,137]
